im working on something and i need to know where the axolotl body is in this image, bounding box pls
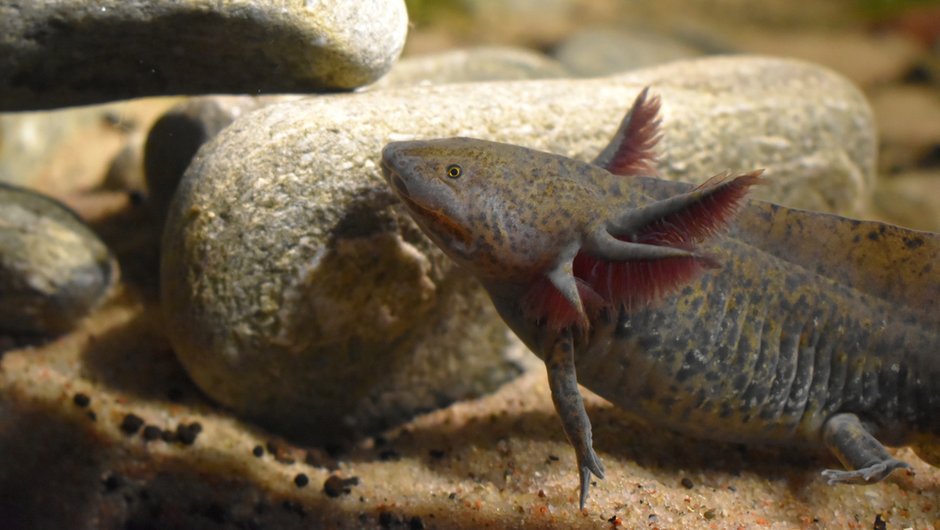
[381,89,940,508]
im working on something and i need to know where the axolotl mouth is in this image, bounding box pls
[380,147,473,247]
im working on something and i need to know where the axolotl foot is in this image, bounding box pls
[545,331,605,509]
[821,412,913,485]
[821,460,912,485]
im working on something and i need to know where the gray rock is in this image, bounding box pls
[554,27,704,77]
[144,96,301,222]
[373,46,569,88]
[0,183,116,335]
[161,56,875,445]
[0,0,408,111]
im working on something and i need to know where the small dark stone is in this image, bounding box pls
[428,449,445,459]
[294,473,309,488]
[142,425,162,442]
[873,513,887,530]
[72,393,90,408]
[102,473,123,492]
[120,413,144,435]
[252,445,264,458]
[448,492,457,500]
[177,422,202,445]
[323,475,359,498]
[681,477,694,489]
[409,515,425,529]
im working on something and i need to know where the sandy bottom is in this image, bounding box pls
[0,289,937,529]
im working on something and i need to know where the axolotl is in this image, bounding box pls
[381,89,940,508]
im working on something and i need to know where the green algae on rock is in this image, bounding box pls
[0,0,408,111]
[160,56,876,446]
[0,183,116,335]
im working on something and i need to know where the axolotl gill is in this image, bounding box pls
[381,88,940,509]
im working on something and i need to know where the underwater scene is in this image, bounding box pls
[0,0,938,528]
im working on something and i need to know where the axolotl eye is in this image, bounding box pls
[446,164,462,179]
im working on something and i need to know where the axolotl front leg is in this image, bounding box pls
[544,329,605,510]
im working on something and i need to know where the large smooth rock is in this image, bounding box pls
[0,183,116,335]
[161,56,875,445]
[0,0,408,111]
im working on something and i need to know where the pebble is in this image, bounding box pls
[161,56,875,444]
[323,475,359,498]
[176,422,202,445]
[0,183,116,335]
[119,413,144,435]
[72,393,90,408]
[0,0,408,110]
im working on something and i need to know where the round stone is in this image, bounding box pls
[0,183,116,335]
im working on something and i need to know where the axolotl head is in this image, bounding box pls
[381,97,759,333]
[381,137,597,283]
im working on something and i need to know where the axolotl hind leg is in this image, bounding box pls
[821,412,911,484]
[545,330,605,509]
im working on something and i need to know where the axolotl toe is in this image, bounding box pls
[381,88,940,509]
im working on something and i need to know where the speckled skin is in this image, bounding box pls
[381,106,940,508]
